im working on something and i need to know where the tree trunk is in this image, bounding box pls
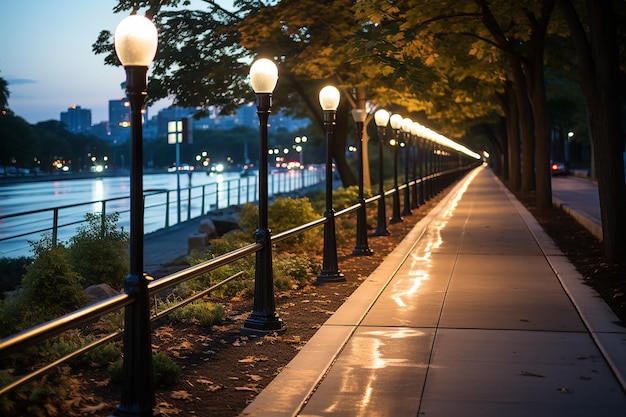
[334,100,357,187]
[525,0,554,212]
[510,59,535,196]
[502,81,521,191]
[355,88,371,190]
[557,0,626,262]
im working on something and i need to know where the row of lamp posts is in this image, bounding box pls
[113,14,479,416]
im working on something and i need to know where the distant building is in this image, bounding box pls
[108,98,131,142]
[155,107,197,138]
[91,121,110,141]
[60,105,91,134]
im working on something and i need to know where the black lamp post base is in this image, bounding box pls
[242,314,285,336]
[372,228,391,236]
[316,270,345,284]
[353,247,374,256]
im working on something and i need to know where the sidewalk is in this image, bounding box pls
[552,176,602,240]
[241,166,626,417]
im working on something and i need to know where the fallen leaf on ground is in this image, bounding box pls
[171,390,194,401]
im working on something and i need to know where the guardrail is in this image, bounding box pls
[0,162,478,413]
[0,169,324,258]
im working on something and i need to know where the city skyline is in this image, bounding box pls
[0,1,230,125]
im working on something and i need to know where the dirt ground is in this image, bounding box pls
[31,179,626,416]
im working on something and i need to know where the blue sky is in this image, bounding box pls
[0,1,230,125]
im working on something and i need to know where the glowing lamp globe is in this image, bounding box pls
[114,15,158,66]
[250,58,279,93]
[319,86,341,111]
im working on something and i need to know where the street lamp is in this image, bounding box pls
[114,14,158,416]
[242,58,284,334]
[373,109,390,236]
[351,108,373,256]
[389,113,403,224]
[401,117,413,217]
[317,85,345,283]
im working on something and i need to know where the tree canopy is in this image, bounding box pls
[95,0,625,262]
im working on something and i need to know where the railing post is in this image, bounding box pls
[165,192,170,228]
[238,178,242,205]
[215,183,219,210]
[101,201,107,237]
[52,208,59,246]
[201,185,206,215]
[187,186,191,220]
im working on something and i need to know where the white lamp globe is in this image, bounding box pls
[319,86,341,111]
[389,114,403,130]
[374,109,390,127]
[114,15,158,66]
[249,58,279,93]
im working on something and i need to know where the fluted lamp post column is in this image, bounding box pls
[401,117,413,217]
[242,58,284,334]
[113,15,158,417]
[351,108,373,256]
[389,114,403,224]
[317,86,345,283]
[373,109,390,236]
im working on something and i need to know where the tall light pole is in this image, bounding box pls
[351,108,373,256]
[389,114,403,224]
[373,109,390,236]
[317,86,345,283]
[113,14,158,416]
[401,117,413,217]
[242,58,284,334]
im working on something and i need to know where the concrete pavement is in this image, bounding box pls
[241,166,626,417]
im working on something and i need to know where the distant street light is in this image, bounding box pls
[389,114,403,224]
[373,109,390,236]
[242,58,284,334]
[351,108,373,256]
[317,85,345,283]
[113,14,158,416]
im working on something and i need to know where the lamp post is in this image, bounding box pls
[373,109,390,236]
[242,58,284,334]
[351,108,373,256]
[317,85,345,283]
[410,122,420,209]
[389,114,403,224]
[113,14,158,416]
[401,117,413,217]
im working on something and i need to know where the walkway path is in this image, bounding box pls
[241,166,626,417]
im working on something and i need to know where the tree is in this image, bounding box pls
[556,0,626,262]
[0,73,9,111]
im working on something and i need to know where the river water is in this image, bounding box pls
[0,168,322,258]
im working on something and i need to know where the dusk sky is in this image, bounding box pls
[0,1,230,125]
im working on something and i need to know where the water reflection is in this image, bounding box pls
[392,168,479,308]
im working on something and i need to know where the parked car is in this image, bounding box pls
[550,161,568,176]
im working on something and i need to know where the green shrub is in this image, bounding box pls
[166,300,226,327]
[268,197,320,253]
[273,253,316,290]
[187,233,256,297]
[109,352,180,388]
[69,212,129,289]
[18,236,87,327]
[0,256,31,296]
